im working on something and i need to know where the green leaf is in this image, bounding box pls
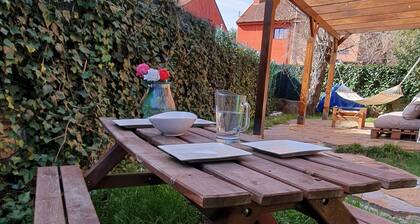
[18,192,31,203]
[3,39,14,47]
[82,70,93,79]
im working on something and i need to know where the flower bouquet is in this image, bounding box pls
[135,63,176,117]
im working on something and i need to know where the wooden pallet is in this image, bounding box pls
[371,128,419,141]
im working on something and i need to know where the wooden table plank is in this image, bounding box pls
[191,128,381,194]
[138,128,304,206]
[34,167,66,224]
[60,166,100,224]
[305,154,417,189]
[238,156,343,199]
[202,162,303,206]
[100,118,251,208]
[186,129,344,200]
[251,152,381,194]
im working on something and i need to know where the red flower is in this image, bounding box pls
[159,68,170,81]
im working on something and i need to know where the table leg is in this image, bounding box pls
[297,198,358,224]
[256,212,277,224]
[201,203,263,224]
[84,144,127,189]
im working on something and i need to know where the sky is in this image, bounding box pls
[215,0,253,30]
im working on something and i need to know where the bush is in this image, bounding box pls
[0,0,259,222]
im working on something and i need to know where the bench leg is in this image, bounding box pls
[297,198,358,224]
[85,144,127,189]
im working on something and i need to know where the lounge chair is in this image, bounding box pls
[371,94,420,140]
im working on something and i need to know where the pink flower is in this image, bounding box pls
[136,63,150,77]
[159,68,170,81]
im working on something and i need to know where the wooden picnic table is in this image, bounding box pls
[84,117,417,224]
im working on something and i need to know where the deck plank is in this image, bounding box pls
[34,167,66,224]
[100,117,251,208]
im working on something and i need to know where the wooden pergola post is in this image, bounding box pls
[322,34,350,120]
[297,18,319,125]
[321,38,338,120]
[253,0,280,136]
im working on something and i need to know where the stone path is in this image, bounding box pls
[264,119,420,220]
[264,119,420,151]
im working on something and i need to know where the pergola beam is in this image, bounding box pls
[342,23,420,33]
[253,0,280,136]
[327,10,420,26]
[297,18,319,125]
[320,2,420,20]
[289,0,340,38]
[334,17,420,31]
[312,0,416,14]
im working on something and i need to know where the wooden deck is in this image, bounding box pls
[264,119,420,152]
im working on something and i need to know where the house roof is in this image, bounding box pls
[237,0,304,24]
[177,0,193,6]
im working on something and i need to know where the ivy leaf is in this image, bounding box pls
[42,84,53,95]
[82,70,93,79]
[3,39,14,47]
[18,192,31,203]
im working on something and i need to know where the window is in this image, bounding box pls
[273,28,288,39]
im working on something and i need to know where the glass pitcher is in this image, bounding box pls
[214,90,250,143]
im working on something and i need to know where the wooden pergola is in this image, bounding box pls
[253,0,420,136]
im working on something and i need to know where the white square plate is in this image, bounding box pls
[241,140,331,157]
[158,143,252,163]
[113,118,215,129]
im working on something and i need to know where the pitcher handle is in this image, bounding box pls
[240,101,250,132]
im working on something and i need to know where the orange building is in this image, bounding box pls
[236,0,306,64]
[178,0,227,32]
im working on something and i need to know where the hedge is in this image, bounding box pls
[0,0,259,222]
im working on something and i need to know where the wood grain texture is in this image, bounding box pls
[181,129,343,200]
[322,38,338,120]
[60,166,100,224]
[288,0,340,38]
[250,151,381,194]
[299,198,358,224]
[238,156,343,200]
[93,173,163,189]
[297,20,317,125]
[202,162,303,206]
[100,118,251,208]
[34,167,66,224]
[84,144,127,190]
[305,154,417,189]
[320,2,420,20]
[312,0,418,14]
[138,128,304,206]
[254,0,281,136]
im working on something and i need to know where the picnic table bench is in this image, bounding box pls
[34,117,418,224]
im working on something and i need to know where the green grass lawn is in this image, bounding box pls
[91,113,419,224]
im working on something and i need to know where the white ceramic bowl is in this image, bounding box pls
[149,111,197,136]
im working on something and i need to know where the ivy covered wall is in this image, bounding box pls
[0,0,259,222]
